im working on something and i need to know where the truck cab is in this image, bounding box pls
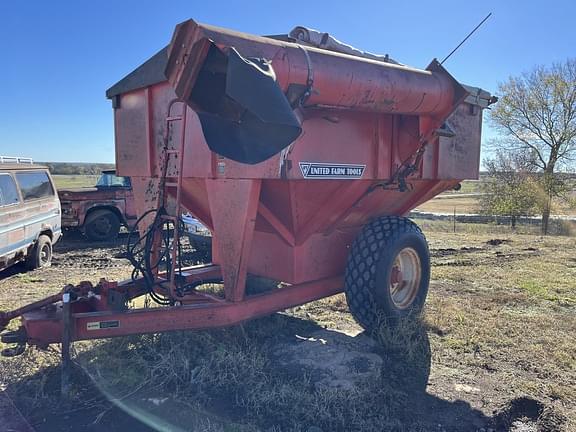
[0,157,61,272]
[58,170,137,241]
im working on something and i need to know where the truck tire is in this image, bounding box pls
[344,216,430,331]
[26,235,53,270]
[187,233,212,263]
[84,210,121,241]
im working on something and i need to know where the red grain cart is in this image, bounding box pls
[1,20,493,356]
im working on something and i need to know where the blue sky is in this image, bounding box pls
[0,0,574,163]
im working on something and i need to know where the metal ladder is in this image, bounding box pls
[160,99,188,299]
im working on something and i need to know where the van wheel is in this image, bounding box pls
[85,210,121,241]
[26,235,53,270]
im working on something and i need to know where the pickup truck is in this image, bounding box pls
[58,170,137,241]
[59,170,213,252]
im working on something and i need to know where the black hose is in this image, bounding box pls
[126,207,173,305]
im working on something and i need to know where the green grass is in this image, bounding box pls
[15,273,45,283]
[52,174,99,189]
[439,179,481,194]
[519,280,548,297]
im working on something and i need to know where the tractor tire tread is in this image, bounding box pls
[345,216,427,331]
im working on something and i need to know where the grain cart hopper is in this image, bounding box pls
[0,20,493,357]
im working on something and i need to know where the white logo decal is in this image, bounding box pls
[299,162,366,179]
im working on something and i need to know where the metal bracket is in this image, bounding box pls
[61,292,72,398]
[297,45,314,106]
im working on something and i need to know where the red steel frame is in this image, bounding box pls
[0,19,490,353]
[10,267,342,347]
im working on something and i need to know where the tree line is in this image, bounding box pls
[41,162,115,176]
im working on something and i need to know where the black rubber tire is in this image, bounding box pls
[245,274,280,295]
[187,233,212,263]
[344,216,430,331]
[84,210,121,242]
[26,235,52,270]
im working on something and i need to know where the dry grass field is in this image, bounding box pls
[416,194,576,217]
[0,223,574,431]
[416,195,481,214]
[52,175,99,189]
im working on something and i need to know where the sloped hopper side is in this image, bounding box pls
[175,41,302,164]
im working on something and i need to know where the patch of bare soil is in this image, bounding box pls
[0,232,144,431]
[0,229,574,431]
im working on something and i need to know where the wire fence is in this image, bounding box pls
[410,210,576,236]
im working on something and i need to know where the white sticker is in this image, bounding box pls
[87,320,120,330]
[299,162,365,179]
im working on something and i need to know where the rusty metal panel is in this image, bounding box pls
[163,21,467,166]
[438,103,482,179]
[167,20,465,117]
[115,89,150,177]
[110,20,486,287]
[422,102,482,180]
[207,179,261,301]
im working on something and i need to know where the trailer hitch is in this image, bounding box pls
[0,283,87,357]
[0,291,65,332]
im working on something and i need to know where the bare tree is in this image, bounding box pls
[490,59,576,234]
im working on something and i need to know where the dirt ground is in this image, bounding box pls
[0,225,574,431]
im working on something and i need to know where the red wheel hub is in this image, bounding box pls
[390,266,403,284]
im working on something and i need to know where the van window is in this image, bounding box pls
[15,171,54,201]
[0,174,20,206]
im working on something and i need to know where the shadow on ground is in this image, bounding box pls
[0,262,28,279]
[0,230,130,281]
[1,313,565,431]
[53,229,132,253]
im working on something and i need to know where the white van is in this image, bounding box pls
[0,157,61,272]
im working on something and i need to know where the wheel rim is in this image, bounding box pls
[389,247,421,309]
[93,216,112,236]
[40,244,51,265]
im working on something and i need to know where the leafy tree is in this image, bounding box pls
[490,59,576,234]
[480,151,539,229]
